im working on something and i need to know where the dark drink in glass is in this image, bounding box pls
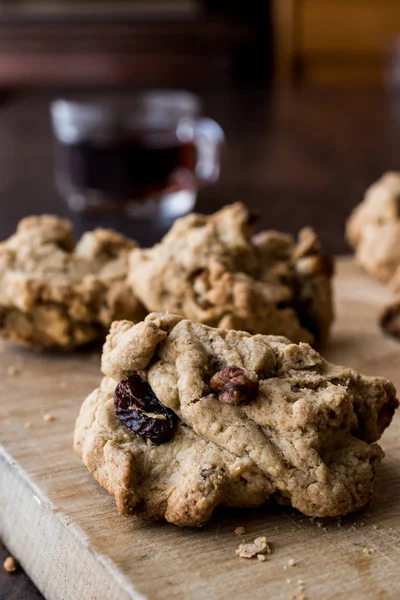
[51,92,224,220]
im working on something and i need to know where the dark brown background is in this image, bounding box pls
[1,84,400,598]
[0,86,398,251]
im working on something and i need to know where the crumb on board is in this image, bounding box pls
[257,554,266,562]
[3,556,17,572]
[43,413,55,423]
[289,587,307,600]
[7,365,19,376]
[363,547,374,555]
[284,558,297,570]
[236,536,271,559]
[24,421,32,429]
[235,526,246,536]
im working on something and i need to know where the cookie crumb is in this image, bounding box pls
[235,526,246,536]
[43,413,55,423]
[236,536,271,559]
[257,554,266,562]
[3,556,17,572]
[287,558,297,568]
[372,524,378,530]
[24,421,32,429]
[363,547,374,555]
[7,365,18,376]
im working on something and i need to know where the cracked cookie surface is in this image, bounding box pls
[0,215,146,348]
[74,313,398,527]
[128,203,334,345]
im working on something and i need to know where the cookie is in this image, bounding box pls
[128,203,334,346]
[347,172,400,283]
[74,313,398,527]
[0,215,146,349]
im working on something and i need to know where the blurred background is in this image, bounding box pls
[1,0,400,251]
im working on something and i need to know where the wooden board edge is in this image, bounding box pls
[0,446,146,600]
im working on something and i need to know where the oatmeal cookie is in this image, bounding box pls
[74,313,397,527]
[0,215,146,348]
[347,172,400,283]
[128,203,334,345]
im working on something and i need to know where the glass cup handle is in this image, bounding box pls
[177,116,224,183]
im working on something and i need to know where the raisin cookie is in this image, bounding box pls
[74,313,398,527]
[0,215,146,349]
[128,203,334,346]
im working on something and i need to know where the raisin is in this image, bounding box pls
[114,371,178,444]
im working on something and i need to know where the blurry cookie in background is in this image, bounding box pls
[128,202,334,346]
[347,172,400,284]
[0,215,146,349]
[347,172,400,340]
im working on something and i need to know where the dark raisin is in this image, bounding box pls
[114,371,178,444]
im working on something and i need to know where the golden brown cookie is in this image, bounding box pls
[74,313,398,527]
[0,215,146,349]
[128,203,334,345]
[347,172,400,283]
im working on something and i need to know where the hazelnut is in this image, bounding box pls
[210,366,259,405]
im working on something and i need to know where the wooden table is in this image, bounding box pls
[1,84,400,598]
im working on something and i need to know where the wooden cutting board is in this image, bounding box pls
[1,258,400,600]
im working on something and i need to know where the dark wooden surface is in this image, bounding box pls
[1,84,400,599]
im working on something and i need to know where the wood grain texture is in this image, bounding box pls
[1,258,400,600]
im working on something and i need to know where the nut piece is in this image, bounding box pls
[210,366,259,405]
[236,536,271,559]
[3,556,17,572]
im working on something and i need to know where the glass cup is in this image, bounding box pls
[51,91,224,220]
